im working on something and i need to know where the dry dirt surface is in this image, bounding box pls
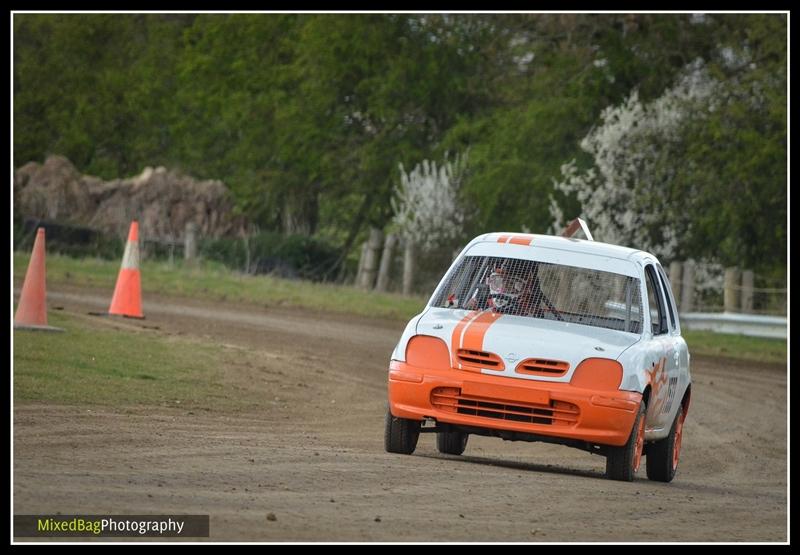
[14,287,788,542]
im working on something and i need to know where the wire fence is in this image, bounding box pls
[668,261,787,316]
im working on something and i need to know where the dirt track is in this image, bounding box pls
[13,286,788,542]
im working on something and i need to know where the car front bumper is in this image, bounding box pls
[388,360,642,447]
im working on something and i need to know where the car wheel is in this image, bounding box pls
[436,429,469,455]
[646,405,686,483]
[606,402,646,481]
[384,410,420,455]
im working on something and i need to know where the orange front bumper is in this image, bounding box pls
[388,360,642,447]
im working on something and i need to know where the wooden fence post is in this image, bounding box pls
[375,233,397,293]
[359,227,383,290]
[139,229,147,261]
[724,266,740,313]
[242,232,251,274]
[184,222,197,263]
[402,239,416,296]
[669,261,683,303]
[741,269,754,314]
[167,234,175,266]
[680,261,695,313]
[355,242,368,287]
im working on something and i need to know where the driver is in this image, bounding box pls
[484,262,560,318]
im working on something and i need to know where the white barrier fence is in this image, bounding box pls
[679,312,787,339]
[604,301,787,339]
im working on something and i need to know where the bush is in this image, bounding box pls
[14,217,123,260]
[199,231,339,282]
[197,236,247,269]
[13,215,341,283]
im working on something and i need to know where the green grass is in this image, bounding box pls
[683,330,786,365]
[14,251,427,321]
[13,311,263,410]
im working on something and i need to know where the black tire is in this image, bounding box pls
[436,429,469,455]
[384,410,420,455]
[646,405,686,483]
[606,402,646,482]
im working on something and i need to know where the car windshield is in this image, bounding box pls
[432,255,643,334]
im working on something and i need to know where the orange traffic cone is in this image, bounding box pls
[108,221,144,318]
[14,228,63,331]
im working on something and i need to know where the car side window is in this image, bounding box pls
[656,264,678,331]
[645,265,668,335]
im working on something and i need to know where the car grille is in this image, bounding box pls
[456,349,505,370]
[430,387,579,426]
[515,358,570,377]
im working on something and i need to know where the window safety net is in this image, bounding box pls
[432,255,643,334]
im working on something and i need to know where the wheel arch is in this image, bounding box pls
[680,384,692,417]
[641,384,652,409]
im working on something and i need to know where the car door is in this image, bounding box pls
[655,263,691,422]
[642,262,675,433]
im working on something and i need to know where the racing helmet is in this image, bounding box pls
[486,265,529,309]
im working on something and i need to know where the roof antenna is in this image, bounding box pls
[561,218,594,241]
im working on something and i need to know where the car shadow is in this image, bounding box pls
[416,452,606,480]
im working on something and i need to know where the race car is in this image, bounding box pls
[385,227,691,482]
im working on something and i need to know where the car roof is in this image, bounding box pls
[466,232,656,265]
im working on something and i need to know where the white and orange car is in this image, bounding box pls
[385,229,691,482]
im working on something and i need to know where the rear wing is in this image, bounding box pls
[561,218,594,241]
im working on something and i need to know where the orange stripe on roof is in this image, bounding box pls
[508,235,534,246]
[461,310,503,351]
[497,235,510,243]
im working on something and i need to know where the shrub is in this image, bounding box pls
[199,231,339,282]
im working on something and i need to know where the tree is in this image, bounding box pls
[14,14,193,177]
[392,152,468,252]
[14,13,785,280]
[548,14,786,276]
[549,58,718,260]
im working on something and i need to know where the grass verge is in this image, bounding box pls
[13,311,263,411]
[14,251,427,321]
[683,329,786,365]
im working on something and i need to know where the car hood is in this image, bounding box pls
[416,307,641,381]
